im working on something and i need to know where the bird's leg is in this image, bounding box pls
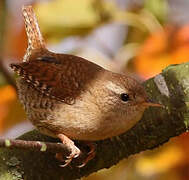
[77,141,96,168]
[56,134,81,167]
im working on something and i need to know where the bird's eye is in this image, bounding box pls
[120,93,130,102]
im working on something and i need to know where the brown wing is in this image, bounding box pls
[10,54,103,104]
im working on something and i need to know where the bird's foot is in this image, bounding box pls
[56,146,80,167]
[55,134,96,168]
[77,141,96,168]
[56,134,81,167]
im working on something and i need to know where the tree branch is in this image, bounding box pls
[0,62,189,180]
[0,139,73,155]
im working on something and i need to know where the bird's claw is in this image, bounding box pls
[77,142,96,168]
[56,145,81,167]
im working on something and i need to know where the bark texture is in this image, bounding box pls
[0,62,189,180]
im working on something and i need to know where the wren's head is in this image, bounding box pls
[87,71,161,138]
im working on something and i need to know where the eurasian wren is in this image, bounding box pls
[10,6,161,167]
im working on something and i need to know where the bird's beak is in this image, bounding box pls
[142,99,164,107]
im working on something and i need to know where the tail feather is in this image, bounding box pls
[22,6,46,62]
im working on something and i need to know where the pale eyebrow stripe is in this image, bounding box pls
[105,81,126,94]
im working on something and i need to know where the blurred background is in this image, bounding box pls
[0,0,189,179]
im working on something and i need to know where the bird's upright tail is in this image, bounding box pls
[22,6,46,62]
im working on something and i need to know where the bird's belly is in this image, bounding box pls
[47,104,144,141]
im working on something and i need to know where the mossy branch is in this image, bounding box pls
[0,62,189,180]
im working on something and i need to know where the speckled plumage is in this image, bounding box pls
[11,50,103,104]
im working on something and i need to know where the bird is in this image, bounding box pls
[10,6,162,167]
